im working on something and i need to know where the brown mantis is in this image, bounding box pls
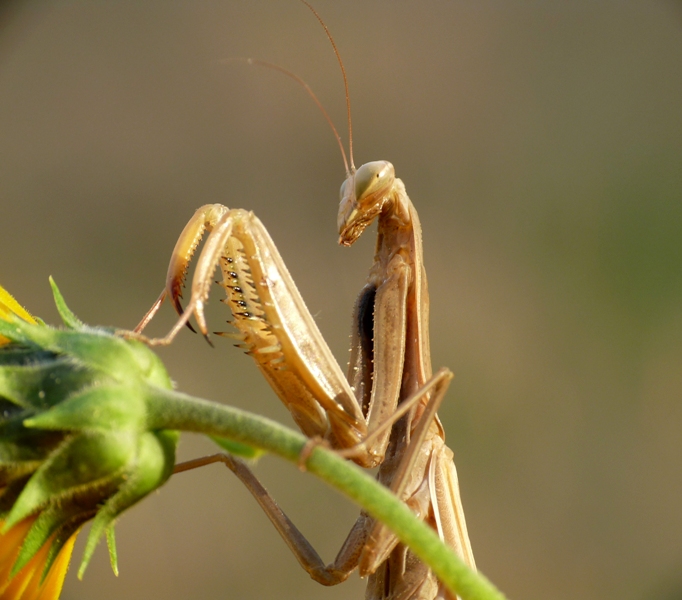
[135,3,476,598]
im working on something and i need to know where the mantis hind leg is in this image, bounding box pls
[174,453,362,586]
[171,368,466,593]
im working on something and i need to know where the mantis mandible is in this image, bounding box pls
[136,3,476,598]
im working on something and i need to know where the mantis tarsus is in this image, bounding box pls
[136,2,476,598]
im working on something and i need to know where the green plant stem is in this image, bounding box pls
[146,387,505,600]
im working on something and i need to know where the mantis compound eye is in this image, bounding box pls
[353,161,394,204]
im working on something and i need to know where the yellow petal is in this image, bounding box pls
[32,535,77,600]
[0,518,77,600]
[0,284,37,346]
[0,518,34,584]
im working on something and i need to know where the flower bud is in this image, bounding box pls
[0,279,178,598]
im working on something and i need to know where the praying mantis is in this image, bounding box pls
[135,2,476,598]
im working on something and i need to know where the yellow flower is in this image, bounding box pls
[0,284,75,600]
[0,285,36,345]
[0,280,178,600]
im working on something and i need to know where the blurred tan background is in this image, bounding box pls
[1,1,681,599]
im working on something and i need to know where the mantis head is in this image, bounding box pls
[338,161,395,246]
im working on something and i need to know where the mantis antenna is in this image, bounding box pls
[224,57,351,177]
[224,1,356,177]
[299,0,356,175]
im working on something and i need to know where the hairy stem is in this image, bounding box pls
[146,386,505,600]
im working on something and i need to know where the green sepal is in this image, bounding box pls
[78,512,114,579]
[49,277,84,330]
[21,326,145,382]
[0,316,34,347]
[210,435,264,459]
[0,316,170,390]
[11,500,90,577]
[5,431,135,530]
[1,286,172,391]
[78,430,177,578]
[0,356,99,411]
[0,460,41,491]
[0,473,32,515]
[25,384,147,433]
[0,346,57,367]
[40,518,86,583]
[106,525,118,576]
[0,426,65,469]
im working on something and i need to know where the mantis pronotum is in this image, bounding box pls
[136,3,476,598]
